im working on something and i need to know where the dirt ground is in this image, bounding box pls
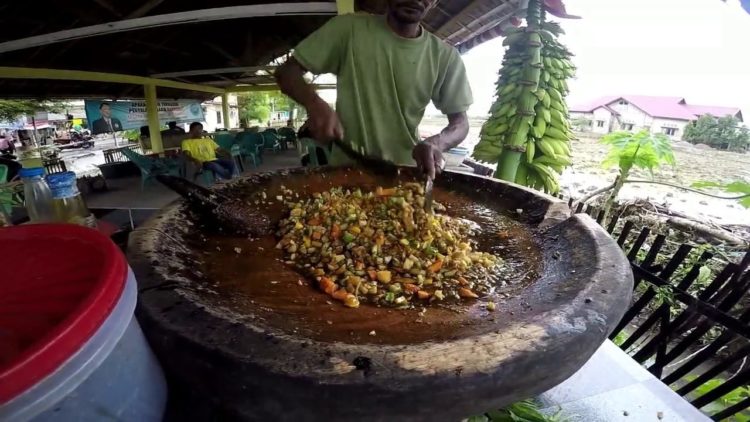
[420,116,750,225]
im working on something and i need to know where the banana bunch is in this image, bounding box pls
[472,14,576,195]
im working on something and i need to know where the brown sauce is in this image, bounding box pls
[183,169,543,345]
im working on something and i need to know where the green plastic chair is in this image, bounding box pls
[277,127,297,149]
[299,138,329,167]
[212,133,245,172]
[261,131,281,153]
[0,164,11,215]
[121,148,182,190]
[236,132,263,167]
[214,133,236,150]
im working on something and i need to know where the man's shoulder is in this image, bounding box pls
[424,30,459,56]
[324,12,375,29]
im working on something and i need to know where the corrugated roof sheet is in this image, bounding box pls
[570,95,742,122]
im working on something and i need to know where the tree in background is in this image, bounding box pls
[682,114,749,152]
[0,99,68,124]
[237,91,301,127]
[268,91,301,124]
[237,92,271,126]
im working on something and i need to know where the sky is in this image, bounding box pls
[449,0,750,119]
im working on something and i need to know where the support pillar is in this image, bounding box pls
[144,84,163,153]
[336,0,353,14]
[221,93,231,129]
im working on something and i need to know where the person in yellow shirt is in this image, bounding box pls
[181,122,235,180]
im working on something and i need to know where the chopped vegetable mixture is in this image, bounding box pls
[276,183,500,308]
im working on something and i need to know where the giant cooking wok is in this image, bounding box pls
[127,166,633,421]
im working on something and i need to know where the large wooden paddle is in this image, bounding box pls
[155,174,273,237]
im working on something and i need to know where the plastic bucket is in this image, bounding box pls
[0,224,166,421]
[445,147,470,167]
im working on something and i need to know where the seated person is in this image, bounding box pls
[181,122,236,180]
[167,121,185,133]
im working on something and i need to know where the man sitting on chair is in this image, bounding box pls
[181,122,235,180]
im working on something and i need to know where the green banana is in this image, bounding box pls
[484,122,509,136]
[532,115,547,138]
[526,139,536,163]
[499,83,516,96]
[545,126,568,141]
[548,87,562,102]
[536,137,558,159]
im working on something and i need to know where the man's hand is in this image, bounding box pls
[413,112,469,179]
[307,98,344,143]
[413,137,444,180]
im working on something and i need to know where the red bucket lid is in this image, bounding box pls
[0,224,127,403]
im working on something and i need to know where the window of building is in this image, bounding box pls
[216,111,222,124]
[596,120,605,128]
[662,127,677,136]
[621,123,634,131]
[618,100,627,105]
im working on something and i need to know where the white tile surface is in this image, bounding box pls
[538,340,710,422]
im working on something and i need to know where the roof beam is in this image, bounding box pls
[0,3,337,54]
[0,66,225,94]
[443,0,520,45]
[150,66,277,79]
[126,0,165,19]
[227,84,336,93]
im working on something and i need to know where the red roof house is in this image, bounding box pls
[569,95,743,138]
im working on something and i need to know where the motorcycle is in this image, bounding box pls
[70,130,94,149]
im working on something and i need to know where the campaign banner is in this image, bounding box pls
[84,99,204,135]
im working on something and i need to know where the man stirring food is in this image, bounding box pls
[275,0,472,180]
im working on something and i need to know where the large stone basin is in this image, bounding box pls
[127,166,633,421]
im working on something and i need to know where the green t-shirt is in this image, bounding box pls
[293,13,473,166]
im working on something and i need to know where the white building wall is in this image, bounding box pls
[650,118,689,140]
[200,94,239,132]
[591,108,613,134]
[609,101,652,130]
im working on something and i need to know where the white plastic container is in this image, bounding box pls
[444,147,470,167]
[0,225,167,422]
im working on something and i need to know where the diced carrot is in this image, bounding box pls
[417,290,431,300]
[331,288,349,301]
[311,231,322,240]
[308,217,321,226]
[376,187,397,196]
[355,261,365,270]
[367,270,378,280]
[403,283,420,294]
[331,224,341,239]
[427,259,443,273]
[457,277,469,286]
[319,277,336,295]
[458,288,478,298]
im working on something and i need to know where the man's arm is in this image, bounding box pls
[413,112,469,180]
[275,59,343,143]
[274,15,351,142]
[426,112,469,152]
[414,48,473,179]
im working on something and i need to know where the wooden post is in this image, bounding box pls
[144,84,163,153]
[336,0,353,14]
[221,93,231,129]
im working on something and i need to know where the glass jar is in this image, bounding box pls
[19,167,56,223]
[46,171,97,228]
